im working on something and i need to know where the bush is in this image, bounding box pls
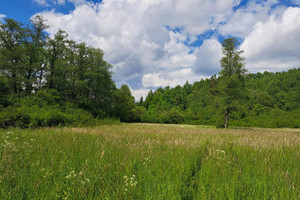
[131,106,146,122]
[0,91,96,128]
[161,108,184,124]
[0,106,30,128]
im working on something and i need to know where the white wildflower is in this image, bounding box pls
[65,175,71,179]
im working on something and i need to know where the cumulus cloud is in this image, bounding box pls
[0,14,6,19]
[142,68,208,88]
[240,7,300,72]
[219,0,288,38]
[130,88,150,101]
[192,39,222,75]
[37,0,234,92]
[33,0,300,100]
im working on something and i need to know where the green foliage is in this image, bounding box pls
[0,90,96,128]
[0,76,11,107]
[160,108,185,124]
[113,85,135,122]
[95,118,121,125]
[219,38,247,128]
[131,106,147,122]
[0,17,126,127]
[141,68,300,128]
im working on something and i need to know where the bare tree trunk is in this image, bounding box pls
[225,109,229,128]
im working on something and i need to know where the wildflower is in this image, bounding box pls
[65,175,71,179]
[130,181,137,187]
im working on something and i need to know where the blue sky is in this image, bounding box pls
[0,0,72,23]
[1,0,300,100]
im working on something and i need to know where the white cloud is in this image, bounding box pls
[33,0,49,6]
[56,0,66,5]
[218,0,287,38]
[192,39,222,75]
[142,68,207,88]
[34,0,300,93]
[241,7,300,72]
[130,88,150,101]
[170,0,240,34]
[160,31,196,69]
[292,0,300,6]
[0,14,6,19]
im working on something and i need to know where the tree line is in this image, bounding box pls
[132,38,299,128]
[135,67,299,128]
[0,16,135,127]
[0,17,299,128]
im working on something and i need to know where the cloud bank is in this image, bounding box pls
[34,0,300,100]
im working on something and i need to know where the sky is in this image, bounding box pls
[1,0,300,100]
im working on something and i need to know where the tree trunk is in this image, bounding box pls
[224,109,229,128]
[12,71,17,93]
[39,67,43,90]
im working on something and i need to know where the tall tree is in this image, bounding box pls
[46,29,68,91]
[0,18,26,94]
[219,38,247,128]
[24,15,48,94]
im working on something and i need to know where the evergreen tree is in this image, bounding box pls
[219,38,247,128]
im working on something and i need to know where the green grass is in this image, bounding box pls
[0,124,299,199]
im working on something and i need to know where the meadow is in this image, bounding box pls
[0,123,299,199]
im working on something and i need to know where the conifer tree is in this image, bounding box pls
[219,38,247,128]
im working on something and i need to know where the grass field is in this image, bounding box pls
[0,123,299,199]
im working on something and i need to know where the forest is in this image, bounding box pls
[0,16,299,128]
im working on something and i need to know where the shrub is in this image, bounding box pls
[0,91,96,128]
[131,106,147,122]
[161,108,184,124]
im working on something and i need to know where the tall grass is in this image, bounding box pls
[0,124,299,199]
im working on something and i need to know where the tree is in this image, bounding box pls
[0,76,11,107]
[219,38,246,128]
[113,85,135,122]
[46,29,68,91]
[0,18,26,94]
[24,15,48,94]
